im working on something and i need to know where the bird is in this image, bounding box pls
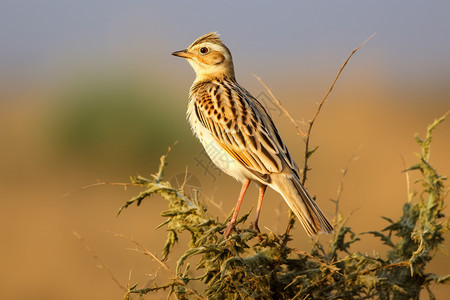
[172,32,333,238]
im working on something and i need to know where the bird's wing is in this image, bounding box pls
[192,81,299,183]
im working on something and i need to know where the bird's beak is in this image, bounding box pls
[171,49,192,59]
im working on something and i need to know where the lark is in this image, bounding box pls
[172,32,333,238]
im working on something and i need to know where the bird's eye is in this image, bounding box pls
[200,47,209,54]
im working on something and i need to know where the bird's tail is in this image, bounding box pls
[271,174,333,236]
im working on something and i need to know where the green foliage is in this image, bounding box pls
[49,76,185,165]
[120,114,449,299]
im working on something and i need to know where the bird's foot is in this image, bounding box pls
[250,222,263,241]
[250,222,261,233]
[224,221,236,238]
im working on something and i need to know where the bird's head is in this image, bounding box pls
[172,32,235,80]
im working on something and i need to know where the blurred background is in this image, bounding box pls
[1,1,449,299]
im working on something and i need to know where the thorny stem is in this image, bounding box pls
[73,231,127,292]
[255,34,374,237]
[63,181,140,198]
[255,34,374,184]
[154,141,178,183]
[113,232,207,300]
[332,146,361,227]
[63,142,179,199]
[302,33,375,185]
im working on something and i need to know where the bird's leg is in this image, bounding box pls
[224,179,251,238]
[252,185,267,233]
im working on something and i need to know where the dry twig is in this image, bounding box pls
[73,231,127,292]
[254,33,375,184]
[302,33,375,184]
[254,34,374,239]
[112,232,206,300]
[332,145,362,226]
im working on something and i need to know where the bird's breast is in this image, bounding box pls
[187,99,250,183]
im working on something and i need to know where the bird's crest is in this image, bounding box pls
[190,32,223,48]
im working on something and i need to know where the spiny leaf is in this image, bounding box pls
[117,113,448,299]
[365,231,394,247]
[306,145,319,159]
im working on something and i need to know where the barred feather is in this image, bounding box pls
[174,32,333,236]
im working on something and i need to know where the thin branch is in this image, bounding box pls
[205,195,227,217]
[111,232,206,300]
[308,34,376,138]
[359,260,409,275]
[180,166,189,192]
[302,33,375,184]
[73,231,127,292]
[400,154,412,202]
[256,34,374,239]
[154,141,178,183]
[254,34,375,185]
[332,145,362,227]
[64,142,179,198]
[292,249,339,272]
[253,73,307,139]
[63,182,140,198]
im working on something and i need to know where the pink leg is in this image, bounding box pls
[252,185,267,233]
[224,179,251,238]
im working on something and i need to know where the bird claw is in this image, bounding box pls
[250,222,261,233]
[224,222,236,238]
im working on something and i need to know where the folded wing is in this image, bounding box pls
[192,81,298,183]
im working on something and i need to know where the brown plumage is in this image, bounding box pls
[173,32,333,237]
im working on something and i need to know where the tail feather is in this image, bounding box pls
[270,174,333,236]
